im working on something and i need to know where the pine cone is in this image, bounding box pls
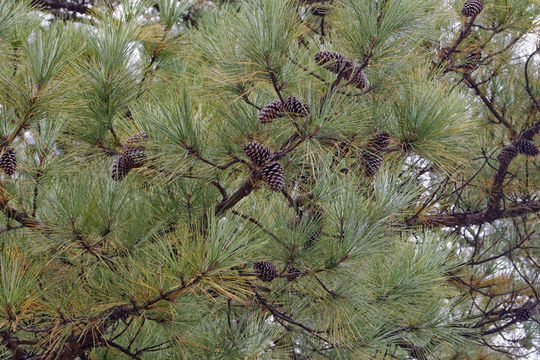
[253,262,278,282]
[516,301,537,322]
[124,132,147,148]
[124,146,147,168]
[370,131,391,152]
[286,266,302,282]
[259,100,285,124]
[515,139,538,157]
[349,65,367,89]
[0,147,17,176]
[111,154,134,181]
[360,131,390,177]
[244,142,272,166]
[361,153,383,177]
[262,161,284,192]
[336,58,355,80]
[462,0,483,17]
[314,50,346,73]
[461,52,482,72]
[283,96,310,117]
[497,144,517,164]
[438,46,452,59]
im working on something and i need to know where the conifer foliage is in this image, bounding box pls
[0,0,538,359]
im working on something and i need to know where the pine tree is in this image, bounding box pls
[0,1,538,359]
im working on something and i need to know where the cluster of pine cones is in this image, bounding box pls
[314,50,367,89]
[111,132,148,181]
[0,144,17,176]
[244,142,284,192]
[515,301,537,322]
[249,94,312,191]
[462,0,483,18]
[497,137,538,165]
[360,131,391,177]
[258,96,310,124]
[253,261,302,282]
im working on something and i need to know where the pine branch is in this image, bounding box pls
[215,176,256,215]
[408,122,539,227]
[463,74,516,136]
[524,47,539,111]
[31,0,89,14]
[408,200,540,227]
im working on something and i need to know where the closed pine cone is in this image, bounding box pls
[516,301,537,322]
[124,146,147,168]
[286,266,302,282]
[360,131,391,177]
[243,142,272,166]
[462,0,483,17]
[124,132,147,148]
[261,161,284,192]
[111,153,134,181]
[349,65,367,89]
[259,100,285,124]
[253,262,278,282]
[283,96,310,117]
[314,50,346,73]
[515,139,538,157]
[497,144,518,164]
[0,147,17,176]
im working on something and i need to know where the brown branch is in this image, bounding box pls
[463,74,516,136]
[255,293,333,345]
[31,0,89,14]
[215,176,255,215]
[0,193,45,229]
[438,16,477,65]
[524,47,539,111]
[231,210,289,248]
[265,53,284,102]
[408,200,540,227]
[210,181,228,201]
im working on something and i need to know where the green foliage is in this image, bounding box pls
[0,0,537,358]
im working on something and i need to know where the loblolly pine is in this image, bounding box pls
[515,139,538,157]
[461,51,482,72]
[438,46,452,59]
[111,153,134,181]
[361,153,383,177]
[243,142,273,166]
[286,266,302,282]
[462,0,483,17]
[371,131,391,151]
[360,131,391,177]
[515,301,537,322]
[314,50,346,73]
[253,262,278,282]
[124,132,147,148]
[258,99,285,124]
[497,144,518,164]
[124,146,147,168]
[349,65,367,89]
[283,96,310,117]
[261,161,284,192]
[0,147,17,176]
